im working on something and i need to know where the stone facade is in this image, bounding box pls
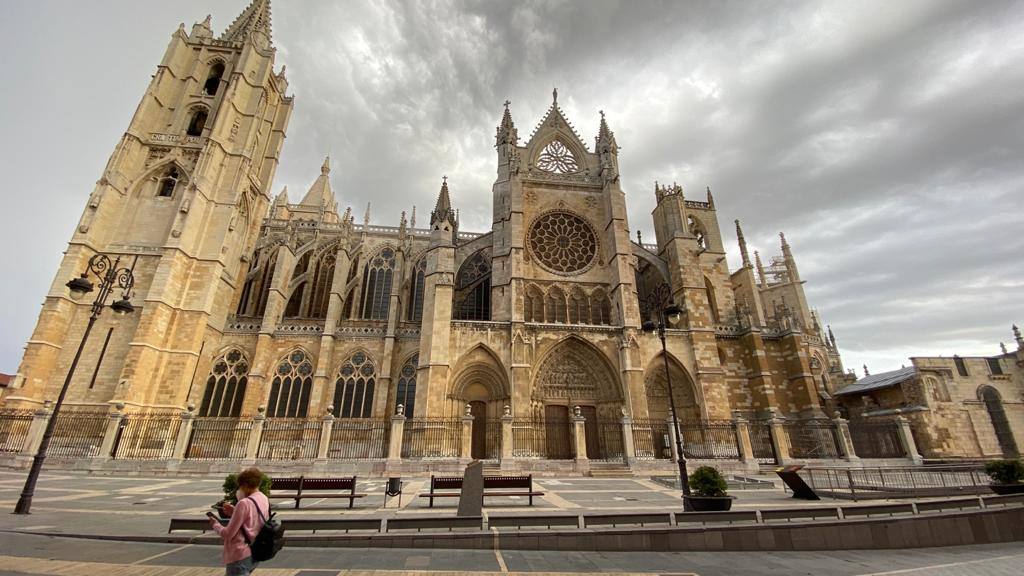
[3,1,853,463]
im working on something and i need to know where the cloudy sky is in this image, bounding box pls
[1,0,1022,377]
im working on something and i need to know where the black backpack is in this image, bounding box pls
[242,497,285,562]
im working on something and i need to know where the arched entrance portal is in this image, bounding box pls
[450,346,509,460]
[532,337,625,459]
[981,386,1018,457]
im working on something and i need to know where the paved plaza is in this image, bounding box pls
[0,469,1022,575]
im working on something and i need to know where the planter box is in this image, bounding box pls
[990,483,1024,495]
[683,495,734,512]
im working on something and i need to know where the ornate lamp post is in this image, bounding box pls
[641,282,690,497]
[14,253,135,514]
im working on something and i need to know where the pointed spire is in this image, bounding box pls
[364,202,371,227]
[410,205,417,228]
[221,0,272,46]
[275,185,289,204]
[735,219,751,268]
[496,99,518,147]
[1014,324,1022,347]
[754,250,766,288]
[203,14,212,27]
[1001,342,1008,354]
[431,176,457,227]
[706,186,715,209]
[828,325,837,348]
[863,364,870,377]
[780,231,801,282]
[299,155,335,208]
[321,155,330,174]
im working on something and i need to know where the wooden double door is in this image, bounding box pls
[543,405,601,459]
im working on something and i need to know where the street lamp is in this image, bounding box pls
[640,282,691,500]
[14,253,136,514]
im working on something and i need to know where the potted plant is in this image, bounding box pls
[985,459,1024,495]
[683,466,734,512]
[212,472,273,518]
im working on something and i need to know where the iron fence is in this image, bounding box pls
[185,417,252,459]
[631,418,671,460]
[258,418,321,460]
[511,417,546,458]
[848,419,905,459]
[784,419,841,459]
[593,420,625,460]
[112,413,181,459]
[48,409,108,458]
[800,464,991,500]
[483,418,503,460]
[328,418,389,459]
[749,420,778,464]
[0,410,34,453]
[675,420,740,460]
[401,417,461,458]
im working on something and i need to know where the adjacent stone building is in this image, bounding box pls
[3,1,859,465]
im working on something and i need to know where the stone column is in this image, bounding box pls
[460,404,474,461]
[572,406,589,474]
[21,401,53,457]
[832,411,859,462]
[172,405,196,460]
[666,416,679,462]
[620,413,636,465]
[500,405,513,462]
[387,406,406,464]
[98,403,127,459]
[768,409,791,464]
[733,415,754,464]
[245,408,266,461]
[895,413,923,465]
[317,408,334,460]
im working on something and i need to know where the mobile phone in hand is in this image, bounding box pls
[206,511,218,519]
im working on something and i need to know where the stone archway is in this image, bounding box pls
[644,353,701,422]
[450,345,509,460]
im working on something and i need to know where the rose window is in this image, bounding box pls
[528,212,597,274]
[536,140,579,174]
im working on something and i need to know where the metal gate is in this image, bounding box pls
[749,420,778,464]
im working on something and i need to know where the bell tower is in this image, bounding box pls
[3,0,293,409]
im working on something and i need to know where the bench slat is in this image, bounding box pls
[915,498,981,513]
[281,518,381,532]
[675,510,758,524]
[760,507,841,522]
[385,516,483,532]
[584,513,672,527]
[488,514,579,529]
[841,503,915,518]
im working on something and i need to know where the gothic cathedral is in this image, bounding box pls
[2,1,849,462]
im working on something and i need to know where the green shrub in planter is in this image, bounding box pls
[985,459,1024,485]
[220,472,273,505]
[689,466,728,497]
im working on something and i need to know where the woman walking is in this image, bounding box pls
[209,467,270,575]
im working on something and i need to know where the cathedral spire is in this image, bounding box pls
[596,110,617,149]
[780,232,801,282]
[221,0,273,46]
[431,176,457,226]
[828,324,837,348]
[735,220,751,268]
[754,250,766,288]
[299,155,335,209]
[706,186,715,209]
[496,99,518,147]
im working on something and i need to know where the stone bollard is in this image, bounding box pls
[245,407,266,460]
[387,404,406,463]
[98,402,126,459]
[733,415,754,464]
[832,411,859,462]
[895,413,923,465]
[317,407,334,460]
[572,405,588,462]
[500,405,513,461]
[460,404,474,460]
[768,409,791,464]
[172,404,196,460]
[620,411,636,465]
[22,401,53,457]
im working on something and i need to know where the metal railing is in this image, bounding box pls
[482,418,503,460]
[0,410,34,453]
[258,418,321,460]
[784,419,841,459]
[848,419,905,459]
[401,418,461,458]
[593,420,625,461]
[511,417,574,459]
[800,464,992,500]
[632,418,670,460]
[48,410,108,459]
[328,418,389,459]
[112,413,181,460]
[749,420,778,464]
[675,420,740,460]
[185,417,252,459]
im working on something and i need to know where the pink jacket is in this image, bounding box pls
[212,492,270,565]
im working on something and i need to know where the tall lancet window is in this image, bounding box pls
[157,166,180,198]
[408,258,426,322]
[198,349,249,417]
[267,350,313,418]
[360,247,396,320]
[454,249,491,321]
[395,355,418,418]
[333,351,376,418]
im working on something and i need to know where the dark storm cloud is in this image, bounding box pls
[1,0,1021,374]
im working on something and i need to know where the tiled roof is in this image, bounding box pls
[835,366,918,397]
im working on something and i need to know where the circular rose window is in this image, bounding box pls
[528,211,597,274]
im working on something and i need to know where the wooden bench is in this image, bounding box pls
[584,513,672,528]
[269,476,366,509]
[385,516,483,532]
[841,503,916,518]
[674,510,758,525]
[418,475,544,507]
[760,507,841,523]
[281,518,382,533]
[488,514,581,530]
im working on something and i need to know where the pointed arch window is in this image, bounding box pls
[186,108,208,137]
[524,285,543,322]
[308,252,336,319]
[546,287,567,323]
[203,61,225,96]
[284,281,305,318]
[536,139,579,174]
[267,350,313,418]
[589,288,612,325]
[981,386,1018,457]
[333,351,376,418]
[239,248,277,317]
[454,249,491,320]
[704,276,720,323]
[395,355,418,418]
[157,166,180,198]
[408,258,426,322]
[198,349,250,417]
[359,247,396,320]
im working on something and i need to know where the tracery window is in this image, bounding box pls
[198,349,249,417]
[408,258,426,322]
[395,355,418,418]
[536,139,579,174]
[307,252,336,319]
[528,211,597,275]
[203,61,225,96]
[524,284,612,325]
[267,350,313,418]
[157,166,180,198]
[333,351,376,418]
[237,248,277,317]
[454,249,491,320]
[360,247,396,320]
